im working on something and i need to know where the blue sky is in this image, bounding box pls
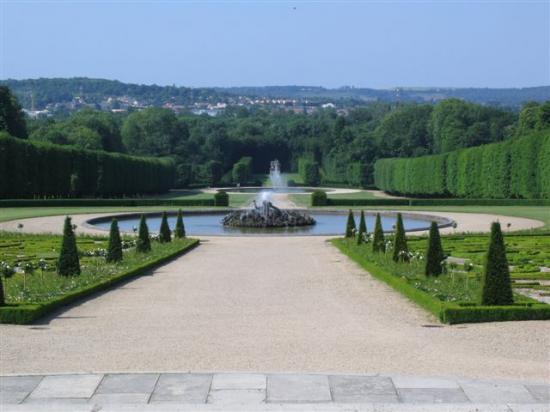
[1,1,549,88]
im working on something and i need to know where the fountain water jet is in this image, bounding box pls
[222,160,316,228]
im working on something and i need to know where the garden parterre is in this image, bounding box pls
[0,231,196,305]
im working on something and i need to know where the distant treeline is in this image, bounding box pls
[374,131,550,199]
[2,83,550,192]
[0,135,175,199]
[3,78,550,109]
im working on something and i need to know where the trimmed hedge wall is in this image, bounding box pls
[0,135,175,198]
[332,239,550,324]
[374,131,550,199]
[0,198,216,207]
[0,239,199,324]
[312,197,550,207]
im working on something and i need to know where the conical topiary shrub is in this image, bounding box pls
[106,218,123,263]
[136,215,151,253]
[159,212,172,243]
[481,222,514,305]
[425,221,444,276]
[174,209,186,239]
[392,213,409,262]
[345,210,356,238]
[58,216,80,276]
[356,210,367,245]
[372,213,385,253]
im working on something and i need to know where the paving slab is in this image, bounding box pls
[207,389,266,404]
[525,384,550,402]
[508,404,550,412]
[89,393,150,404]
[211,373,266,390]
[397,388,470,403]
[150,373,212,403]
[2,405,95,412]
[27,374,102,399]
[371,406,512,412]
[23,397,90,404]
[329,375,398,403]
[391,376,460,389]
[0,392,29,404]
[268,374,332,403]
[96,373,159,394]
[0,376,43,393]
[459,380,537,403]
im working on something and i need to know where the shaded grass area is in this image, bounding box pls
[333,238,550,323]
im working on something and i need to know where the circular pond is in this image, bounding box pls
[87,211,452,236]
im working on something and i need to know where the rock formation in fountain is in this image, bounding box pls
[222,160,316,228]
[222,200,315,228]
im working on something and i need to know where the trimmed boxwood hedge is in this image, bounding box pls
[312,197,550,207]
[332,239,550,324]
[311,190,328,206]
[0,239,199,324]
[374,131,550,199]
[0,135,175,199]
[214,191,229,206]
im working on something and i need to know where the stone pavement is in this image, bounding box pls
[1,372,548,411]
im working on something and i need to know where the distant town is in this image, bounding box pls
[2,78,549,120]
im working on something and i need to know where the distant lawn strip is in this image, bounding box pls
[332,238,550,324]
[0,198,216,207]
[0,237,199,324]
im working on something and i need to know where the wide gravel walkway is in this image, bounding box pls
[1,236,549,382]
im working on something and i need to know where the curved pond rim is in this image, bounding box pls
[217,186,337,194]
[84,209,455,237]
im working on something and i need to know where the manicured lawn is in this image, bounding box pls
[329,190,378,199]
[0,232,197,305]
[290,190,378,207]
[0,193,252,223]
[153,190,215,200]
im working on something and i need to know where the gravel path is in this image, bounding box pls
[0,209,543,236]
[1,236,548,382]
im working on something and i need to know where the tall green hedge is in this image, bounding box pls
[373,131,550,199]
[0,135,175,198]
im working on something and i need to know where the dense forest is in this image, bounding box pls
[1,84,549,195]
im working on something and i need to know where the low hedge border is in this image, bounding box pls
[317,198,550,207]
[332,239,550,324]
[0,199,216,207]
[0,239,200,324]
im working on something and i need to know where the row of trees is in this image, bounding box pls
[374,131,550,199]
[0,135,175,198]
[4,83,536,188]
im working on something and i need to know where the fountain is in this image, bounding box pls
[222,160,316,228]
